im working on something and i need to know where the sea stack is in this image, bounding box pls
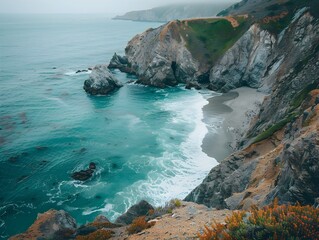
[83,64,122,95]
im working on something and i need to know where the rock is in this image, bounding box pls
[83,64,122,95]
[89,162,96,170]
[76,69,88,74]
[125,21,202,88]
[71,169,93,181]
[71,162,97,181]
[209,24,275,92]
[185,81,202,90]
[10,210,77,240]
[108,53,134,74]
[93,215,111,223]
[115,200,154,225]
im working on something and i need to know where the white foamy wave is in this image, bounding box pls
[65,70,92,76]
[109,91,219,215]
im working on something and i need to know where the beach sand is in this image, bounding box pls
[201,87,267,162]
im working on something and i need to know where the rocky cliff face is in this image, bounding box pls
[123,21,202,88]
[209,24,276,92]
[185,10,319,209]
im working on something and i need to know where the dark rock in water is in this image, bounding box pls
[10,210,77,240]
[71,169,94,181]
[89,162,96,170]
[76,69,88,74]
[115,200,154,225]
[36,146,48,151]
[83,64,123,95]
[71,162,97,181]
[52,67,57,69]
[185,81,202,90]
[108,53,135,74]
[88,67,93,71]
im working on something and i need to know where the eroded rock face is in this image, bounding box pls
[185,11,319,210]
[83,64,122,95]
[108,53,135,74]
[115,200,154,225]
[209,24,275,92]
[10,210,77,240]
[124,21,201,88]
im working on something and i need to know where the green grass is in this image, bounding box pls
[252,113,297,144]
[180,17,250,65]
[290,82,318,110]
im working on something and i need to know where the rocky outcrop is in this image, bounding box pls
[108,53,135,74]
[71,162,96,181]
[209,24,276,92]
[185,10,319,209]
[83,64,122,95]
[122,21,202,88]
[115,200,154,225]
[10,210,77,240]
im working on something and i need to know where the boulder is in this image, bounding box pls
[10,210,77,240]
[115,200,154,225]
[185,81,202,90]
[71,162,97,181]
[83,64,122,95]
[108,53,134,74]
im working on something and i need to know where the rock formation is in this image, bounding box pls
[185,9,319,209]
[10,210,77,240]
[115,200,154,225]
[83,64,122,95]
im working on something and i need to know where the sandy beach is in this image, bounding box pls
[201,87,267,162]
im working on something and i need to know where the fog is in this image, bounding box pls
[0,0,237,14]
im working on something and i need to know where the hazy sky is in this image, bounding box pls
[0,0,237,14]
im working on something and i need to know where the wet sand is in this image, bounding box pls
[201,87,266,162]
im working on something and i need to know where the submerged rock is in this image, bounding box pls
[10,210,77,240]
[115,200,154,225]
[83,64,122,95]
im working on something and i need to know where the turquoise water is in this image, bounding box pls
[0,14,218,238]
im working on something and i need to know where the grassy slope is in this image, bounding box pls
[178,17,250,68]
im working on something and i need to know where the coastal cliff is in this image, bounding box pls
[11,0,319,238]
[186,7,319,209]
[113,3,233,22]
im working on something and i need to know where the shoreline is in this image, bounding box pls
[201,87,267,162]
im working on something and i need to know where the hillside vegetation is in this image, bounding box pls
[180,16,251,65]
[113,3,235,22]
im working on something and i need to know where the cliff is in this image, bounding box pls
[186,8,319,209]
[113,3,234,22]
[11,0,319,238]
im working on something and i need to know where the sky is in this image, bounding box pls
[0,0,237,15]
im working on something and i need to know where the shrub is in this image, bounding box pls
[75,229,114,240]
[199,200,319,240]
[127,216,156,235]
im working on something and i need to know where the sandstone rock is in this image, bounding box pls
[115,200,154,225]
[83,64,122,95]
[10,210,77,240]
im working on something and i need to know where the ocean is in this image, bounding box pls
[0,14,218,238]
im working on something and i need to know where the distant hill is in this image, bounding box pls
[113,3,236,22]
